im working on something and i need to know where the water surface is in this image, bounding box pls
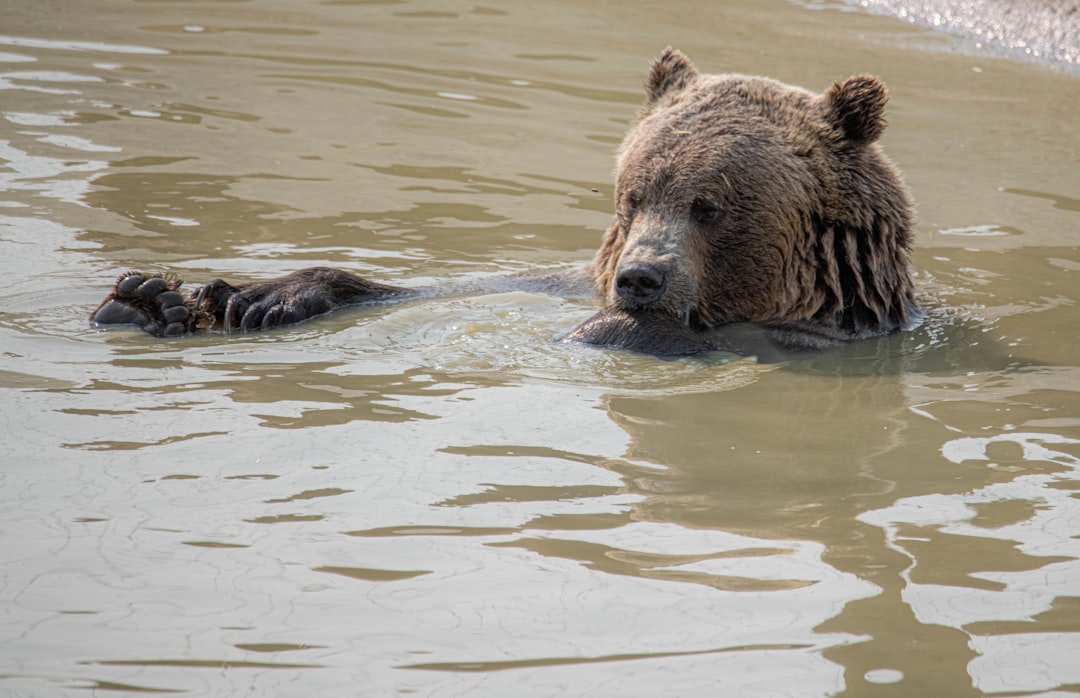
[1,0,1078,696]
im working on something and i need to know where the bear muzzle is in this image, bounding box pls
[615,261,669,306]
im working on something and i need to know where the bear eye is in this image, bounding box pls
[691,199,722,225]
[624,193,642,213]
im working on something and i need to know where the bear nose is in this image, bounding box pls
[615,262,668,305]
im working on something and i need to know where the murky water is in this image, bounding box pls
[2,0,1078,696]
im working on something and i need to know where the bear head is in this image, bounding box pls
[590,48,919,348]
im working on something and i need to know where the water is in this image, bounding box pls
[2,0,1078,696]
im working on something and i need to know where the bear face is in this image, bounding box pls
[589,48,919,349]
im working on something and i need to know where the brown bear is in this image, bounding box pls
[91,48,921,357]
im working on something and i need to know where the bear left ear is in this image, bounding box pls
[646,47,699,104]
[824,75,889,144]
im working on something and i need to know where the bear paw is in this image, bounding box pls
[91,272,201,337]
[191,278,332,333]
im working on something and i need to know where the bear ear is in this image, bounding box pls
[646,47,698,104]
[824,75,889,144]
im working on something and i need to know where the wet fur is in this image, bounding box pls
[589,49,919,349]
[91,48,920,357]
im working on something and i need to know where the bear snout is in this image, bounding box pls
[615,261,669,306]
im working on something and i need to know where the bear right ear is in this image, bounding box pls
[824,75,889,144]
[646,47,698,104]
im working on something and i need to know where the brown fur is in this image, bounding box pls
[588,48,919,350]
[92,49,920,356]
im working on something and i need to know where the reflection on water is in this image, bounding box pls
[1,0,1079,696]
[861,433,1080,695]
